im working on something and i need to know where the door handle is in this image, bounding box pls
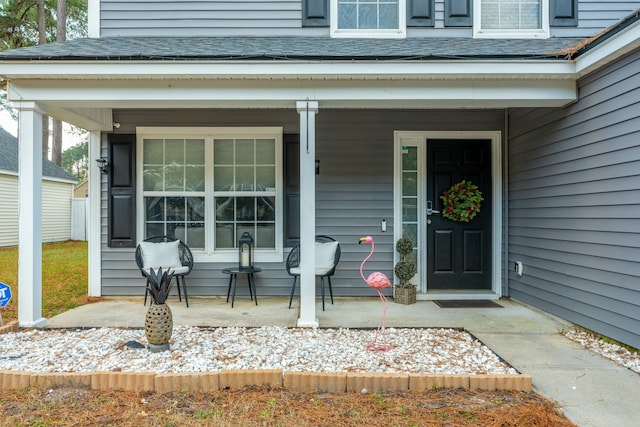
[426,201,440,216]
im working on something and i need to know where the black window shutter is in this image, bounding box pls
[108,134,136,248]
[445,0,472,27]
[407,0,435,27]
[284,134,300,247]
[550,0,578,26]
[302,0,329,27]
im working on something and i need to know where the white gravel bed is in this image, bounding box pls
[564,330,640,374]
[0,326,518,375]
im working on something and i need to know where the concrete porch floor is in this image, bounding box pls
[46,296,639,427]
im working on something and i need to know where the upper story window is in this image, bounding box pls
[474,0,549,38]
[331,0,407,38]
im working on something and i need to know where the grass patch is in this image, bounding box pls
[0,241,96,323]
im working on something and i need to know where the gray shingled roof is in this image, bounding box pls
[0,37,586,61]
[0,127,77,181]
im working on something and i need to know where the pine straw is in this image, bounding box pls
[0,385,577,426]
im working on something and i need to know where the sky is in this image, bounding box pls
[0,109,17,136]
[0,108,84,151]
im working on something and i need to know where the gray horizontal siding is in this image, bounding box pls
[507,47,640,348]
[99,0,640,38]
[101,0,313,37]
[102,108,505,298]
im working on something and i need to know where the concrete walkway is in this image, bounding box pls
[47,296,639,427]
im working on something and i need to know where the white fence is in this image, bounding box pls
[71,198,89,241]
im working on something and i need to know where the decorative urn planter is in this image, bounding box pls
[142,267,175,352]
[145,303,173,350]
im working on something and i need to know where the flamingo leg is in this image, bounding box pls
[367,289,391,351]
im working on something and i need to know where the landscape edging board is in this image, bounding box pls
[0,370,532,393]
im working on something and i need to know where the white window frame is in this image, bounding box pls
[137,127,284,264]
[473,0,549,39]
[330,0,407,38]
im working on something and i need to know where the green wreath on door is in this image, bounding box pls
[440,180,484,222]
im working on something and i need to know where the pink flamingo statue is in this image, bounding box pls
[359,236,393,351]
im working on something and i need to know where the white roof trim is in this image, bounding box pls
[575,18,640,77]
[0,60,576,80]
[7,78,577,109]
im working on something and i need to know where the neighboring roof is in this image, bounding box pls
[0,36,586,61]
[0,127,77,181]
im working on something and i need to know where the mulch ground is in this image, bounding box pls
[0,385,577,426]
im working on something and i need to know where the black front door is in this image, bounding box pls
[426,139,492,290]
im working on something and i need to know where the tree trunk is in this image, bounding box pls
[42,117,49,159]
[37,0,46,44]
[51,120,63,165]
[57,0,67,42]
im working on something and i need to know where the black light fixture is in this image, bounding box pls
[238,232,254,271]
[96,158,109,174]
[315,159,320,175]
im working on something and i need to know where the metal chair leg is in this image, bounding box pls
[226,274,233,302]
[288,276,297,308]
[181,276,189,308]
[144,279,150,305]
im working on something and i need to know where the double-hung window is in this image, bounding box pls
[474,0,549,38]
[138,127,283,262]
[331,0,406,38]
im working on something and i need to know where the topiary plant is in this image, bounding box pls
[394,237,416,289]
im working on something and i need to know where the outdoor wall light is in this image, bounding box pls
[316,159,320,175]
[96,158,109,174]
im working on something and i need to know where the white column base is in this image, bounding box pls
[296,318,319,328]
[19,318,48,328]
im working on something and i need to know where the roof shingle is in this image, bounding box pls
[0,37,586,61]
[0,127,77,181]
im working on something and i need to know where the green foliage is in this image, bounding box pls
[394,260,416,285]
[0,0,88,130]
[144,267,175,305]
[61,139,88,180]
[395,236,414,257]
[394,236,416,288]
[0,0,88,51]
[194,409,213,420]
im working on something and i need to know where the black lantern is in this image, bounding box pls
[95,158,109,174]
[238,232,254,271]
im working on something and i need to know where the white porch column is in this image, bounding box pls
[88,131,102,296]
[17,102,46,327]
[296,101,319,327]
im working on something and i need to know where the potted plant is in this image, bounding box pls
[143,267,175,352]
[394,237,417,305]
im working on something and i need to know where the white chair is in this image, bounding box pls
[135,236,193,307]
[287,235,341,311]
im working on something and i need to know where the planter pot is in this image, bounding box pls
[145,303,173,352]
[394,285,416,305]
